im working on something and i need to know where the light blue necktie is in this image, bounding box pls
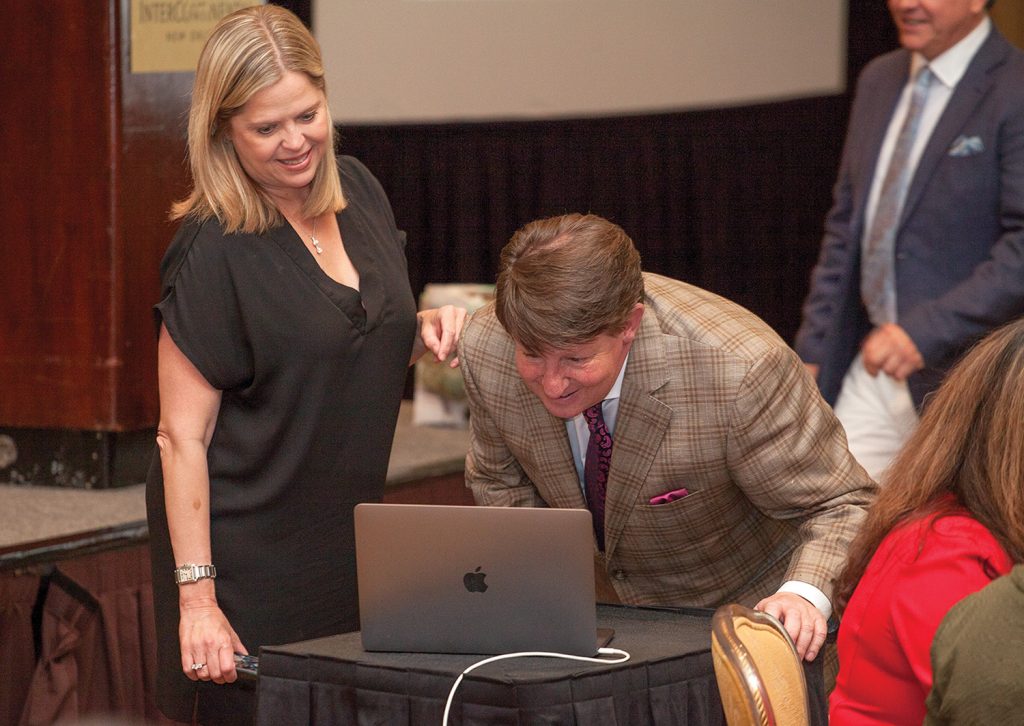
[861,65,933,325]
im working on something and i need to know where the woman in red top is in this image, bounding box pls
[829,318,1024,726]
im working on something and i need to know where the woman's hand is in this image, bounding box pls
[179,587,247,684]
[410,305,468,367]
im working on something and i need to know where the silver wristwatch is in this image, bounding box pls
[173,563,217,585]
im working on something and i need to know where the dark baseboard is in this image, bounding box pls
[0,427,153,489]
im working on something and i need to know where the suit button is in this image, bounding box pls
[613,570,627,581]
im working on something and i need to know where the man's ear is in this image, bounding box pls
[621,303,645,344]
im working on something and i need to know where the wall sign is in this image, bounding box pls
[130,0,262,73]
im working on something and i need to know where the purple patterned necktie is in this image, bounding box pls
[583,403,613,551]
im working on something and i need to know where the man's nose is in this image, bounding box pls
[539,367,568,398]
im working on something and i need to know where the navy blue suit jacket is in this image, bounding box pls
[795,28,1024,407]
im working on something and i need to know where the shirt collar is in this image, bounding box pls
[605,352,628,402]
[913,15,990,90]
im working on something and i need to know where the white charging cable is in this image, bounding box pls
[442,647,631,725]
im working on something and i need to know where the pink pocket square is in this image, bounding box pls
[649,487,690,505]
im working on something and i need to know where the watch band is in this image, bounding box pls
[174,563,217,585]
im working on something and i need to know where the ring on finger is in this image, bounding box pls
[191,662,207,671]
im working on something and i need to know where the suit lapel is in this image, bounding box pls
[901,30,1008,228]
[603,310,672,557]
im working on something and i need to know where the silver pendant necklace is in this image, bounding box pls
[308,216,323,254]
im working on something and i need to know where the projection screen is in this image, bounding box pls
[315,0,847,124]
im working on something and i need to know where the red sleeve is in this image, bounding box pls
[890,517,1012,695]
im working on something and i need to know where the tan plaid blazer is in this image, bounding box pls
[458,273,876,609]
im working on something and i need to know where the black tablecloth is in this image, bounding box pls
[256,604,827,725]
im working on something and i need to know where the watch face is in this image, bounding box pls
[175,564,214,583]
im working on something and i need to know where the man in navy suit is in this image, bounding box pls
[795,0,1024,480]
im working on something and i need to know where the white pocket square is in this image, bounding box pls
[948,135,984,157]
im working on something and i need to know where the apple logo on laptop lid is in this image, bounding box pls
[463,566,488,593]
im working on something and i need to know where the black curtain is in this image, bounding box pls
[273,0,311,27]
[338,97,846,343]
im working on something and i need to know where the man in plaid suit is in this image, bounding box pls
[457,214,876,662]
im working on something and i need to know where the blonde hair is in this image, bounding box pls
[171,4,344,233]
[833,318,1024,614]
[495,214,644,352]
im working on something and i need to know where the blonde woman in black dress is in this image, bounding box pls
[145,6,465,724]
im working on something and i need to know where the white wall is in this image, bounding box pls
[315,0,847,124]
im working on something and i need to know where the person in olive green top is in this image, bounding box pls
[925,565,1024,725]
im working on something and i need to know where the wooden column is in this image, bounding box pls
[0,1,191,486]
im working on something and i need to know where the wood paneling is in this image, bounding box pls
[115,18,193,427]
[1,2,115,428]
[992,2,1024,49]
[0,1,190,430]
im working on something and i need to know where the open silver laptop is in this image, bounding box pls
[354,503,608,656]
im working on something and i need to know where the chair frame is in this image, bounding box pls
[711,603,810,726]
